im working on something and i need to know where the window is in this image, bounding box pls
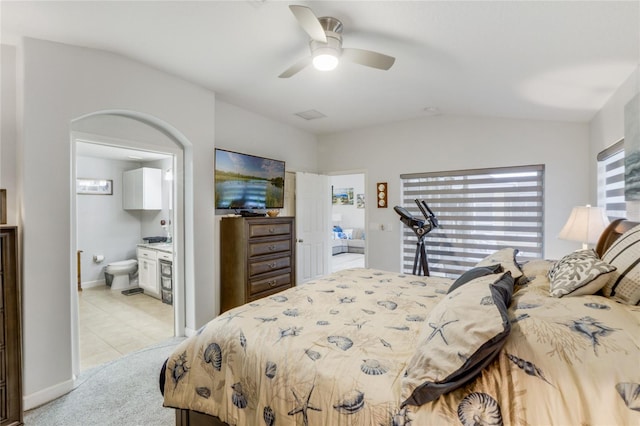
[597,139,625,219]
[400,165,544,278]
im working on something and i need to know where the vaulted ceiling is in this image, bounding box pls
[2,1,639,135]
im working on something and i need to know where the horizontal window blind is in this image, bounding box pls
[597,139,625,219]
[400,164,544,278]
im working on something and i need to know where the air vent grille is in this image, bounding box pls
[294,109,327,120]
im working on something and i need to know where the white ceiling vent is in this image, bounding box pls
[294,109,327,120]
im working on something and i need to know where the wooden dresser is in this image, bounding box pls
[220,217,295,313]
[0,226,22,426]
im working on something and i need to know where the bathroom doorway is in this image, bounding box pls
[330,173,366,273]
[74,137,178,371]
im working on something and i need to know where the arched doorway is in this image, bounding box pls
[69,110,193,377]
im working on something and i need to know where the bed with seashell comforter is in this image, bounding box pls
[160,219,640,425]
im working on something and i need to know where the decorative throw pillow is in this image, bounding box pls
[476,248,523,280]
[601,224,640,305]
[547,249,616,298]
[401,272,514,407]
[520,259,555,280]
[447,264,503,294]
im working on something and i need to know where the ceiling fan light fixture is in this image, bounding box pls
[312,51,339,71]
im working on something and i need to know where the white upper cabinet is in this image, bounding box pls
[123,167,162,210]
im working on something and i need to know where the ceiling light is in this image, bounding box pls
[312,51,339,71]
[127,155,143,160]
[310,36,341,72]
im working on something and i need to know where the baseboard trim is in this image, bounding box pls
[81,279,106,289]
[23,378,75,410]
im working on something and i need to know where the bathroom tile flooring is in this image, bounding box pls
[78,285,174,371]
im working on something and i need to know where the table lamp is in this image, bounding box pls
[559,205,610,250]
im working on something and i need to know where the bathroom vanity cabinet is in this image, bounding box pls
[137,247,159,298]
[1,226,22,426]
[123,167,162,210]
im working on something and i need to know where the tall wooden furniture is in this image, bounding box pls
[220,217,295,313]
[0,226,22,426]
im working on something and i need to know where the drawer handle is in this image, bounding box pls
[269,227,275,233]
[268,244,276,251]
[269,262,277,269]
[268,280,277,287]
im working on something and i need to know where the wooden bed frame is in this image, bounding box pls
[171,218,638,426]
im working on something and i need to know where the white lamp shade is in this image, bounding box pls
[559,205,610,247]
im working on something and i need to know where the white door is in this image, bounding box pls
[295,172,331,284]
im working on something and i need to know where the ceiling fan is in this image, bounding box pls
[279,5,396,78]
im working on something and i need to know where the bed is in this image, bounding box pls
[160,218,640,425]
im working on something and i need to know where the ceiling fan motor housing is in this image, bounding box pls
[310,16,343,58]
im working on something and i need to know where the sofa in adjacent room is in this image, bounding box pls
[332,226,365,255]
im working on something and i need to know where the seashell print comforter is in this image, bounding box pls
[161,267,640,425]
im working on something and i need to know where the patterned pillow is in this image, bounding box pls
[601,224,640,305]
[401,272,514,407]
[547,249,616,298]
[476,248,523,280]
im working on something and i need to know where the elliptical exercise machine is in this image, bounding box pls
[394,199,439,276]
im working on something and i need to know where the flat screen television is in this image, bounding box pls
[214,148,286,209]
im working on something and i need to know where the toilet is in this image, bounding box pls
[104,259,138,290]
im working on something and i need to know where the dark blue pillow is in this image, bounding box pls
[333,225,343,232]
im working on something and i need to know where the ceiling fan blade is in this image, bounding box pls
[289,5,327,43]
[278,57,312,78]
[341,48,396,70]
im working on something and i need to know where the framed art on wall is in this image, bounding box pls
[332,187,354,205]
[76,178,113,195]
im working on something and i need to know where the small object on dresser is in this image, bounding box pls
[267,209,280,217]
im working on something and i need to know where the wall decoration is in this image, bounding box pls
[333,187,354,205]
[76,178,113,195]
[356,193,365,209]
[0,189,6,224]
[377,182,388,208]
[624,93,640,200]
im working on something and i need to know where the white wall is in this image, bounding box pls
[3,38,319,407]
[318,115,590,271]
[331,174,365,229]
[76,157,143,284]
[1,45,19,225]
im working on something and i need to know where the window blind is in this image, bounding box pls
[597,139,625,219]
[400,164,544,278]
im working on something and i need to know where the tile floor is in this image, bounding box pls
[78,286,174,371]
[331,252,365,272]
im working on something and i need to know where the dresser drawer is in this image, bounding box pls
[249,256,291,276]
[249,272,292,296]
[248,238,291,257]
[248,222,292,238]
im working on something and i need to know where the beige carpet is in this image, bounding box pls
[25,337,185,426]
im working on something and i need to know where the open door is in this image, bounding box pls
[295,172,331,284]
